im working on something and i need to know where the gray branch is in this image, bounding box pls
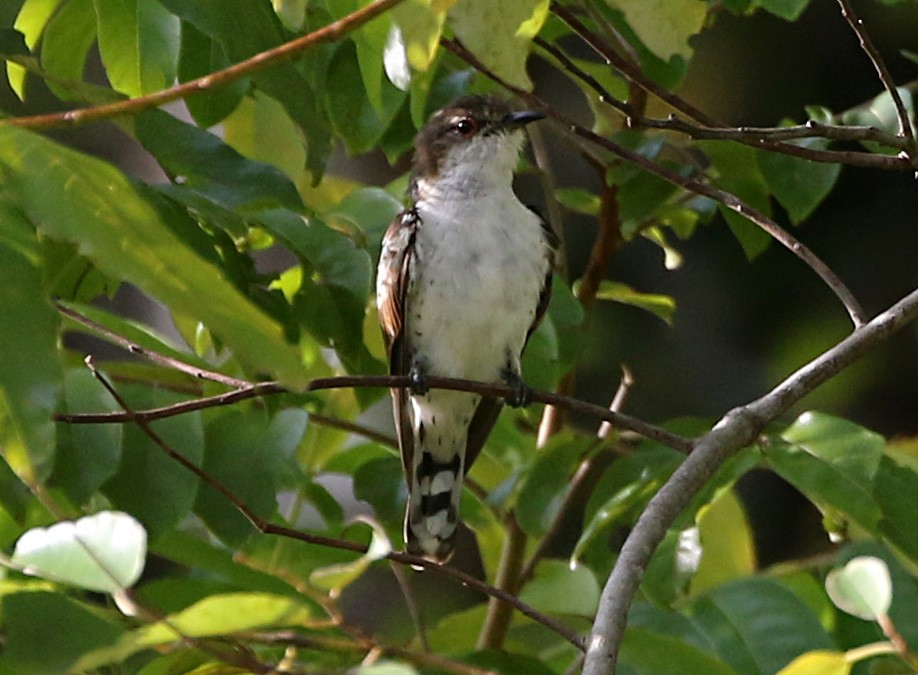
[582,286,918,674]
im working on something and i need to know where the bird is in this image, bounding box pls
[376,94,557,563]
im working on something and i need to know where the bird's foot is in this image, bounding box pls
[409,363,429,396]
[501,368,531,408]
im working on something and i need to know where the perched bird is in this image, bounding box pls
[376,94,556,563]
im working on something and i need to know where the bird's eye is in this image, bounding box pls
[453,118,478,136]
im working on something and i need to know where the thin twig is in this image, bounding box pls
[597,365,634,440]
[247,630,493,675]
[3,0,405,130]
[440,38,868,328]
[56,374,693,453]
[57,301,250,389]
[835,0,916,160]
[83,359,585,651]
[476,513,528,650]
[550,3,911,171]
[582,286,918,674]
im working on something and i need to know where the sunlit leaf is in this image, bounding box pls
[607,0,708,60]
[825,556,892,621]
[12,511,147,593]
[592,280,676,324]
[448,0,549,90]
[94,0,180,97]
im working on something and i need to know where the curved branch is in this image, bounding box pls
[582,286,918,674]
[2,0,404,130]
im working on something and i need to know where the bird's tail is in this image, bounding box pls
[404,395,474,563]
[404,448,463,563]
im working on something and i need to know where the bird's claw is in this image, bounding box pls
[409,364,429,396]
[501,369,531,408]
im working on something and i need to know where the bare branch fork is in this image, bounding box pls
[582,286,918,674]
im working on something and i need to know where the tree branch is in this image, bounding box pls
[82,358,586,652]
[440,37,867,328]
[55,373,692,453]
[550,3,911,171]
[835,0,917,162]
[2,0,404,130]
[582,286,918,674]
[534,34,911,165]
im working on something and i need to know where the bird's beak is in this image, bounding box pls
[499,109,545,130]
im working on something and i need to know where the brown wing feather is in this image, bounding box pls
[377,208,421,479]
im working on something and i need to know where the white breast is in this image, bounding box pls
[407,189,549,382]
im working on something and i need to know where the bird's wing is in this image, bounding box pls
[377,208,421,480]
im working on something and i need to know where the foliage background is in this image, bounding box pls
[0,0,916,673]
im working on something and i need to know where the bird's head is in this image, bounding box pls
[410,94,544,201]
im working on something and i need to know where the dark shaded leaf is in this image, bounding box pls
[177,20,247,127]
[135,109,304,212]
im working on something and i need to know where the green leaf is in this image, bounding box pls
[592,280,676,324]
[776,651,850,675]
[38,0,97,101]
[195,409,307,546]
[135,109,304,212]
[519,560,600,617]
[12,511,147,593]
[619,627,737,675]
[309,518,392,594]
[688,577,834,675]
[759,0,812,21]
[325,41,407,155]
[607,0,707,61]
[50,369,123,503]
[572,446,682,566]
[75,592,316,670]
[699,141,773,259]
[757,141,841,224]
[873,455,918,563]
[0,210,62,483]
[0,590,126,675]
[0,126,309,388]
[354,456,405,528]
[392,0,447,72]
[782,412,884,483]
[555,187,600,216]
[690,490,756,596]
[824,556,892,621]
[101,387,203,538]
[448,0,549,90]
[222,90,306,182]
[177,20,247,127]
[7,0,65,99]
[93,0,180,97]
[842,87,915,154]
[158,0,331,179]
[513,434,589,537]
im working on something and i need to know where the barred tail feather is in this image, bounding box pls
[405,449,463,563]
